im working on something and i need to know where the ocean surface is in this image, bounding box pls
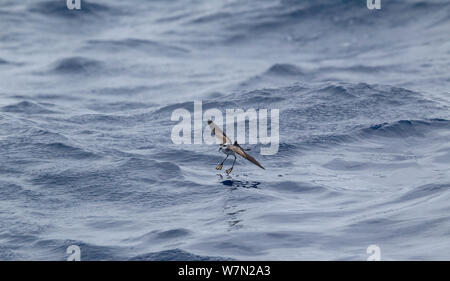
[0,0,449,260]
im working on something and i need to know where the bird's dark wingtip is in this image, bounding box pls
[207,120,212,124]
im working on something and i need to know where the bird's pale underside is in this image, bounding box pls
[208,120,265,174]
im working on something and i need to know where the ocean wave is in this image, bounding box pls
[34,142,99,160]
[264,63,306,76]
[0,181,38,201]
[128,228,191,244]
[86,101,154,113]
[186,0,438,35]
[147,82,447,151]
[29,156,184,203]
[397,183,450,202]
[90,86,150,96]
[84,38,189,55]
[360,119,450,138]
[49,57,103,74]
[129,249,232,261]
[67,113,133,125]
[2,101,58,114]
[3,126,69,144]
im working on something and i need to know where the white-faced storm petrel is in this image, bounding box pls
[208,120,265,174]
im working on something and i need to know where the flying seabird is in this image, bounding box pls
[208,120,265,174]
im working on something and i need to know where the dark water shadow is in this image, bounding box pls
[221,179,261,189]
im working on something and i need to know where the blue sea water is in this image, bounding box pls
[0,0,449,260]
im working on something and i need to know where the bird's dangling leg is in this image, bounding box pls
[226,155,237,174]
[216,155,228,170]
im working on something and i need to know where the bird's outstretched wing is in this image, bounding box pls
[230,141,265,170]
[208,120,232,144]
